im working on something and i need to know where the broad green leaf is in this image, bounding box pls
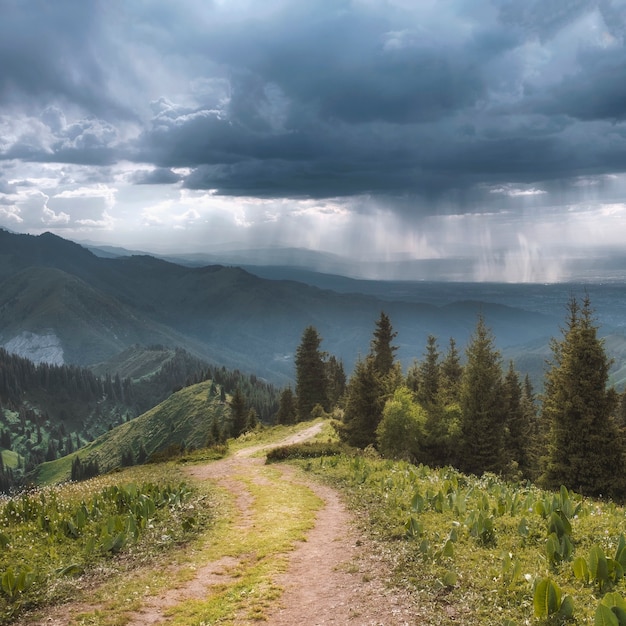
[559,595,575,618]
[602,592,626,611]
[573,556,590,583]
[612,607,626,626]
[442,539,454,558]
[534,577,561,618]
[591,545,610,585]
[442,570,457,587]
[595,603,619,626]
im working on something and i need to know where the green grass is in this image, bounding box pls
[32,380,229,485]
[0,450,20,470]
[295,452,626,625]
[0,463,217,625]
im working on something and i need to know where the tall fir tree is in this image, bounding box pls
[295,326,329,421]
[229,387,248,437]
[459,315,506,475]
[336,356,385,448]
[541,296,625,498]
[276,387,297,425]
[370,312,398,377]
[415,334,441,409]
[440,337,463,404]
[325,355,347,408]
[502,361,533,478]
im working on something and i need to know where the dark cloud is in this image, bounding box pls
[0,1,135,119]
[131,168,182,185]
[2,0,626,216]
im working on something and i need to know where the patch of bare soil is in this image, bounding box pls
[264,468,422,626]
[16,424,422,625]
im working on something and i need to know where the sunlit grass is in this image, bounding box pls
[0,463,216,625]
[296,453,626,625]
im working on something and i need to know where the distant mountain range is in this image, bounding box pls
[0,228,592,386]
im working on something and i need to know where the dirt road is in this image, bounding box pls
[18,424,419,625]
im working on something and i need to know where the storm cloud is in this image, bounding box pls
[2,0,626,280]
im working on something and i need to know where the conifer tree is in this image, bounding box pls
[370,312,398,377]
[459,315,505,475]
[415,334,441,409]
[502,361,533,478]
[276,387,297,425]
[325,355,347,408]
[336,356,385,448]
[541,296,625,498]
[440,337,463,404]
[246,407,259,431]
[229,387,248,437]
[295,326,329,421]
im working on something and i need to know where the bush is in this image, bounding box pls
[265,441,350,463]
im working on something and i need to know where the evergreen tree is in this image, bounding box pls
[336,356,385,448]
[207,416,222,446]
[459,316,506,475]
[276,387,297,425]
[440,337,463,404]
[502,361,532,478]
[295,326,329,421]
[370,312,398,377]
[415,334,440,409]
[230,387,248,437]
[325,355,347,408]
[246,407,259,431]
[541,296,625,498]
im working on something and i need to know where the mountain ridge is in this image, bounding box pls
[0,229,561,384]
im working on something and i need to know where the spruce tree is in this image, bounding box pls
[325,355,347,408]
[370,312,398,377]
[459,315,505,475]
[502,361,533,478]
[541,296,624,498]
[415,334,440,409]
[295,326,329,421]
[336,356,385,448]
[440,337,463,404]
[230,387,248,437]
[276,387,297,425]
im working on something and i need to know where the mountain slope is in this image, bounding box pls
[33,379,228,484]
[0,229,560,383]
[0,266,200,366]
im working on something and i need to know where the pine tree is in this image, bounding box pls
[459,315,506,475]
[276,387,297,425]
[336,356,385,448]
[325,355,347,408]
[230,387,248,437]
[502,361,533,478]
[440,337,463,404]
[370,312,398,377]
[541,296,624,498]
[415,334,440,409]
[246,407,259,431]
[295,326,329,421]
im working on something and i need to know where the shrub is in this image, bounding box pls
[265,441,349,463]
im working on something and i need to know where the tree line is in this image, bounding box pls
[0,347,281,491]
[281,297,626,500]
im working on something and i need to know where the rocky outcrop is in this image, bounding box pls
[3,331,64,365]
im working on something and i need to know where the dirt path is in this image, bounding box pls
[18,424,420,625]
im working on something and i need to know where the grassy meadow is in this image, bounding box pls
[292,443,626,626]
[4,420,626,624]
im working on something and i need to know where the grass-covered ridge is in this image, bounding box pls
[32,380,229,485]
[294,450,626,625]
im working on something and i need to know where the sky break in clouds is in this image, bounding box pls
[2,0,626,281]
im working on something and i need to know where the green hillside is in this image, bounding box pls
[33,379,229,485]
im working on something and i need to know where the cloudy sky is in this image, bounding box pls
[2,0,626,281]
